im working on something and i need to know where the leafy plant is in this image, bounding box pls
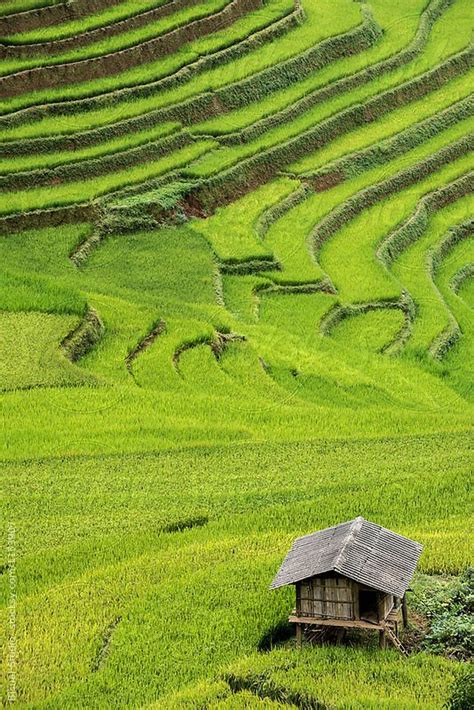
[446,665,474,710]
[424,568,474,660]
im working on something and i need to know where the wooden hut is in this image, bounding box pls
[271,517,422,653]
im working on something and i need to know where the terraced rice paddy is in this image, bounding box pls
[0,0,472,706]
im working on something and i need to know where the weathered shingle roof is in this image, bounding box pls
[270,517,422,597]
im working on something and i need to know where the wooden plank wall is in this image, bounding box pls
[297,576,354,620]
[379,592,395,620]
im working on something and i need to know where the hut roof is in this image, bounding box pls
[270,517,422,597]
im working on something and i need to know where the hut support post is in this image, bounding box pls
[402,595,408,628]
[296,623,302,649]
[379,629,386,650]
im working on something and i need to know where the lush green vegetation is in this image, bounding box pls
[0,0,60,15]
[0,1,231,74]
[0,121,179,174]
[0,0,296,114]
[0,0,472,707]
[4,1,174,44]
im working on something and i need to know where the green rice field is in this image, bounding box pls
[0,0,472,706]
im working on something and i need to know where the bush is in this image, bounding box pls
[446,665,474,710]
[424,567,474,660]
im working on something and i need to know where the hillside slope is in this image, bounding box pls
[0,0,472,706]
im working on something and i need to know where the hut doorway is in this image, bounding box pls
[359,589,378,620]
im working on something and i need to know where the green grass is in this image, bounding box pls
[434,223,474,397]
[5,0,170,43]
[191,0,428,137]
[0,140,216,215]
[291,78,473,175]
[186,6,473,178]
[192,0,472,145]
[329,308,406,353]
[0,0,231,75]
[0,0,296,115]
[0,0,473,707]
[0,121,179,174]
[0,0,60,16]
[458,272,474,303]
[0,0,352,139]
[0,310,93,390]
[392,195,473,357]
[258,122,472,290]
[0,218,471,463]
[193,178,296,261]
[318,150,473,302]
[1,433,472,705]
[223,646,460,708]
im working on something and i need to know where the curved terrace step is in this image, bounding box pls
[0,0,301,128]
[0,0,199,55]
[0,0,127,36]
[0,0,262,98]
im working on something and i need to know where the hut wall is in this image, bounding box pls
[379,592,395,620]
[296,575,354,620]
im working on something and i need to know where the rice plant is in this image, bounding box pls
[0,0,472,706]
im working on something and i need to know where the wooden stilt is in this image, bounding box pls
[402,595,408,628]
[379,629,386,650]
[296,623,302,649]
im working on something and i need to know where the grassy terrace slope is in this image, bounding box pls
[0,0,473,707]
